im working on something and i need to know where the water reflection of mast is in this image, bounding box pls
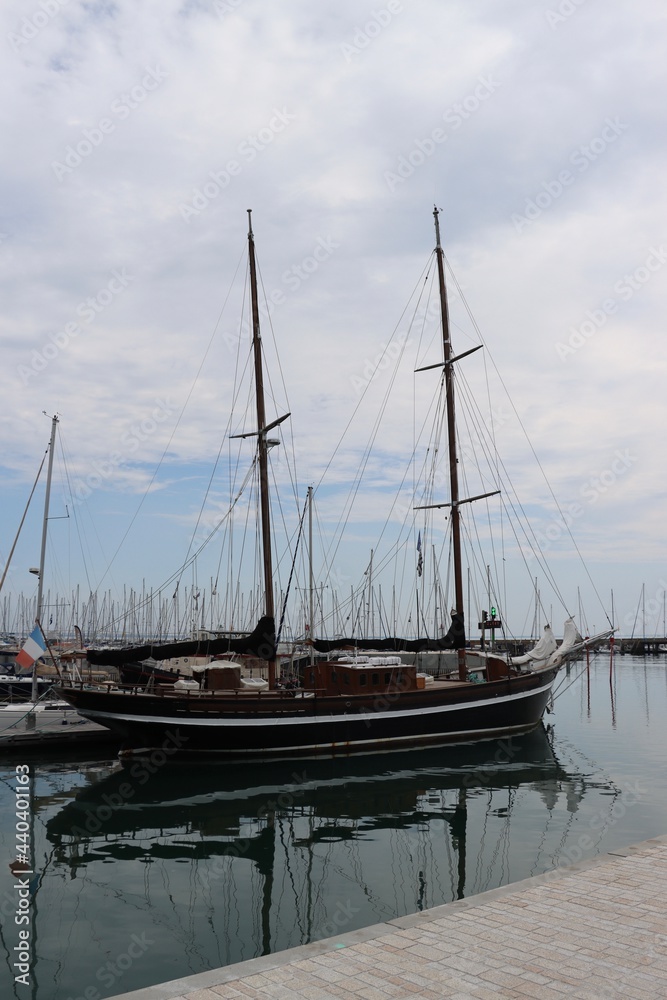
[276,813,308,945]
[305,806,315,941]
[452,788,467,900]
[258,810,275,955]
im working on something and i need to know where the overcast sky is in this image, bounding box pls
[1,0,666,641]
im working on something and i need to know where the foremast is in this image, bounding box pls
[246,211,289,689]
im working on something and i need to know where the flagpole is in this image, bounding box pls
[31,414,59,705]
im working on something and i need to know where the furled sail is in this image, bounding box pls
[511,625,558,668]
[86,616,276,667]
[310,612,465,653]
[545,617,586,667]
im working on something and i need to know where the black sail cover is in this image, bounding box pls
[310,612,466,654]
[86,616,276,667]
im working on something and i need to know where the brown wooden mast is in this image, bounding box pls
[247,211,277,688]
[230,214,290,686]
[433,207,466,681]
[415,211,500,673]
[425,208,499,678]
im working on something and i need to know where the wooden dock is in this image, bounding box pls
[103,834,667,1000]
[0,703,120,751]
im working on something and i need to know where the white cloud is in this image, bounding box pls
[1,0,665,638]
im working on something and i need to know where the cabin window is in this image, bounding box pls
[309,671,315,685]
[359,674,367,687]
[343,673,350,685]
[396,671,403,685]
[372,673,379,686]
[384,672,391,684]
[331,670,337,683]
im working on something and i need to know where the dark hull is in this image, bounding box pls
[57,666,559,758]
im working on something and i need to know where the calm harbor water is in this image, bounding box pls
[1,652,666,1000]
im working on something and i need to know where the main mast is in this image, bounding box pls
[433,208,467,681]
[247,210,276,688]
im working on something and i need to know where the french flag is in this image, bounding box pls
[15,624,47,674]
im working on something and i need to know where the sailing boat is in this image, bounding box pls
[57,210,579,758]
[0,417,120,748]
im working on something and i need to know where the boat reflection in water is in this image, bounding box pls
[40,726,592,989]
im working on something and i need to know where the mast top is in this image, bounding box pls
[433,205,442,250]
[247,208,254,239]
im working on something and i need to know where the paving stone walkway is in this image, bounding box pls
[108,835,667,1000]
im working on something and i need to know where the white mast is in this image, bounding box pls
[31,413,59,704]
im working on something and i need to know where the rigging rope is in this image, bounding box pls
[93,244,247,592]
[445,258,612,631]
[0,449,47,595]
[275,491,309,646]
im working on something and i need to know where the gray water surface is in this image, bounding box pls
[0,653,665,1000]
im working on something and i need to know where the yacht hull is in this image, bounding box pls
[57,666,559,758]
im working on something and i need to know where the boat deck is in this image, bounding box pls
[103,833,667,1000]
[106,677,478,698]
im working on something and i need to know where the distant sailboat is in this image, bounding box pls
[0,415,60,703]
